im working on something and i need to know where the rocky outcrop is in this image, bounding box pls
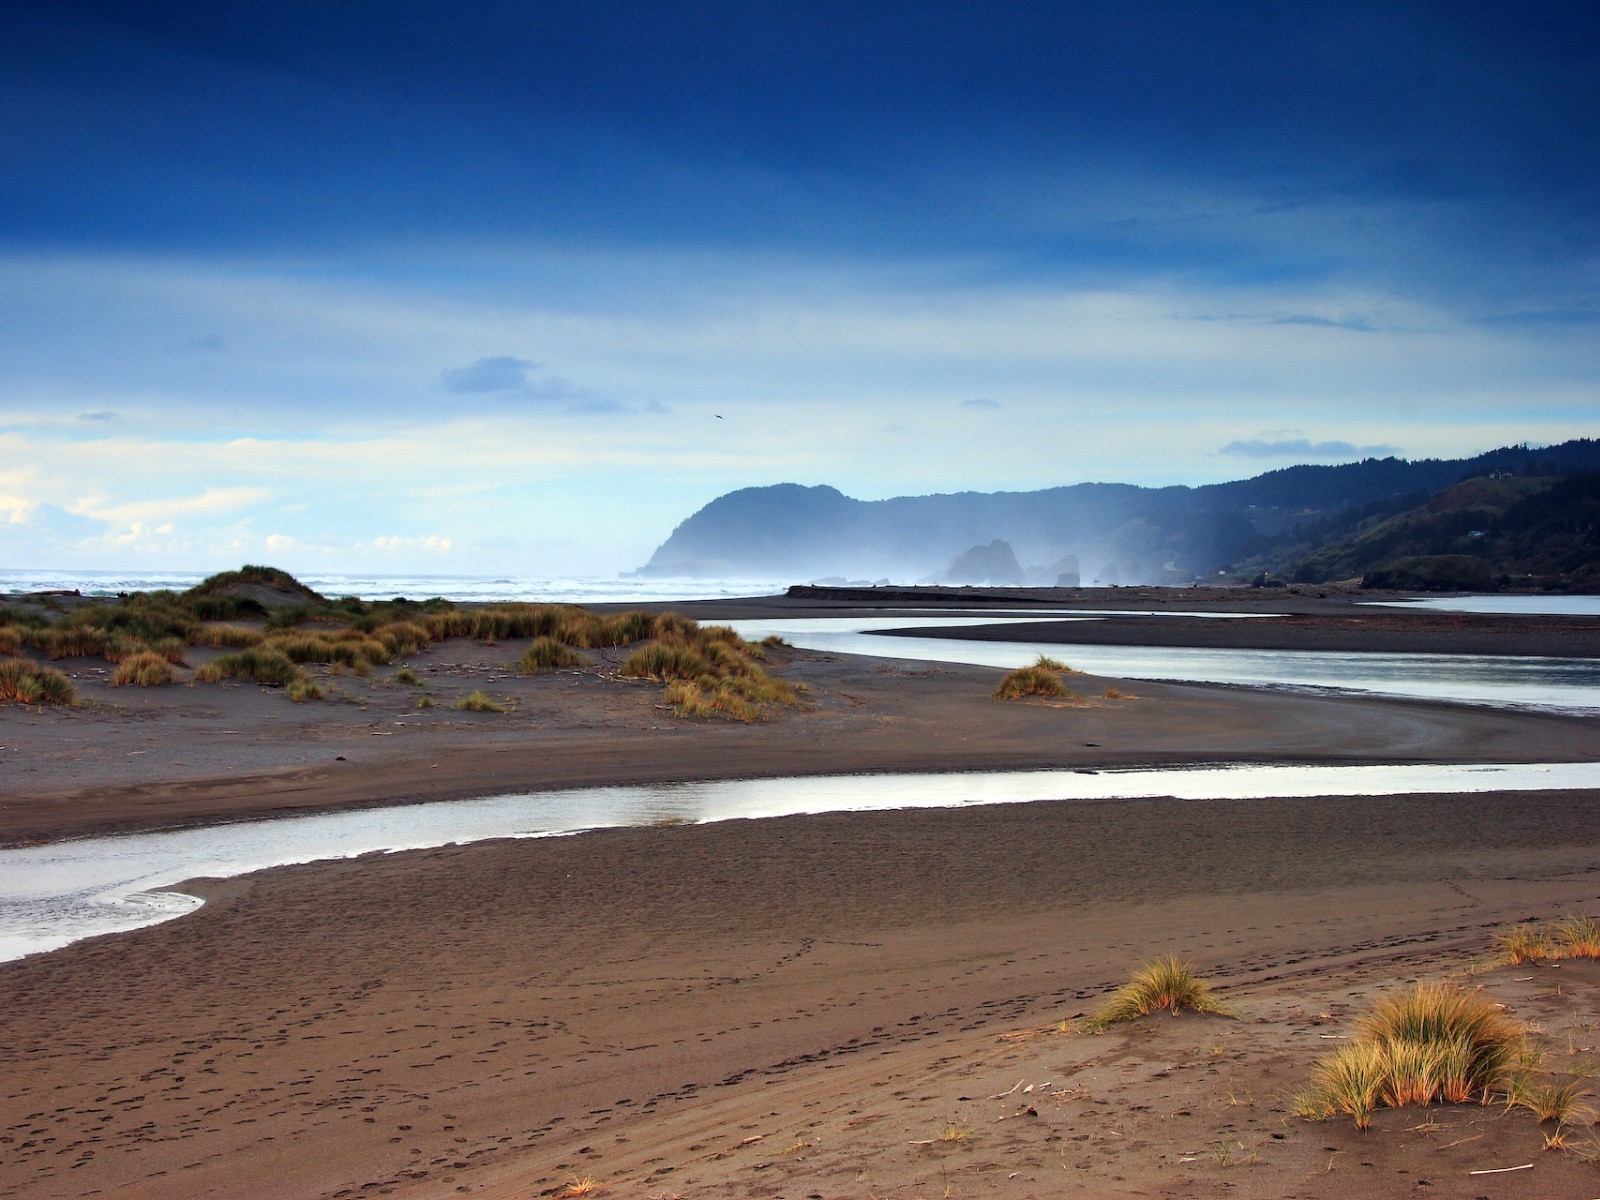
[942,540,1024,585]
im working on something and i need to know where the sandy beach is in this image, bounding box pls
[3,588,1599,1198]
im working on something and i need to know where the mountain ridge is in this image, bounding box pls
[637,439,1600,587]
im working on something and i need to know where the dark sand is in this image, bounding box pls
[3,792,1598,1199]
[3,587,1599,1198]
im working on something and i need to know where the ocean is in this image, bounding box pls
[0,568,793,605]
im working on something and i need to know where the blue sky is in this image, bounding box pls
[2,1,1597,575]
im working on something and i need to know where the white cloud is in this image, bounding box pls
[70,485,274,528]
[1,248,1596,574]
[370,535,452,553]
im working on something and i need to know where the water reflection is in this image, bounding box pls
[1372,596,1600,618]
[724,616,1600,714]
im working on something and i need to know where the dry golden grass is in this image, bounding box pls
[1509,1075,1594,1125]
[992,655,1080,700]
[454,689,511,713]
[1296,981,1523,1127]
[518,636,587,673]
[1088,956,1233,1029]
[0,626,21,656]
[620,640,714,681]
[1555,914,1600,958]
[1494,914,1600,963]
[194,646,306,688]
[109,651,177,687]
[1498,923,1555,964]
[29,624,109,660]
[0,657,76,705]
[620,620,799,720]
[194,624,266,649]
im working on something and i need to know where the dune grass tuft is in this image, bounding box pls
[518,636,588,673]
[0,626,21,656]
[1494,914,1600,963]
[1294,1043,1388,1130]
[1087,956,1233,1030]
[1554,914,1600,958]
[621,620,798,720]
[29,624,110,659]
[992,656,1078,700]
[1509,1074,1594,1125]
[109,651,177,687]
[1296,981,1523,1127]
[1497,923,1555,965]
[194,646,305,688]
[454,689,510,713]
[620,640,714,682]
[286,677,323,702]
[195,624,266,649]
[0,657,77,705]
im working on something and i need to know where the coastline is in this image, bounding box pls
[4,787,1598,1198]
[5,586,1600,1198]
[5,588,1600,846]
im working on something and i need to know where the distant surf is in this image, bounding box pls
[0,569,793,605]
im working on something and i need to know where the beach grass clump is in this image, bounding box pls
[0,626,21,656]
[1296,981,1523,1128]
[621,621,798,720]
[196,624,266,649]
[269,630,391,672]
[620,640,715,682]
[1087,956,1234,1030]
[0,657,76,705]
[29,623,110,659]
[992,655,1078,701]
[1554,914,1600,959]
[0,605,47,629]
[194,646,306,688]
[1508,1075,1595,1126]
[454,689,510,713]
[518,636,588,673]
[372,619,432,658]
[109,651,178,687]
[423,602,594,644]
[392,666,423,686]
[664,677,758,720]
[599,609,657,645]
[1492,914,1600,963]
[49,591,202,649]
[1294,1043,1388,1130]
[1497,923,1556,965]
[286,677,323,702]
[102,634,187,665]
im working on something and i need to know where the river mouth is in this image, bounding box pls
[3,761,1598,964]
[722,614,1600,714]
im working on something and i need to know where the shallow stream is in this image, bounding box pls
[3,762,1598,963]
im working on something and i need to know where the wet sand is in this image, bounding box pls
[4,587,1600,1198]
[3,790,1599,1199]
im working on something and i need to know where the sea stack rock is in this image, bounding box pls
[943,539,1025,585]
[1049,554,1080,587]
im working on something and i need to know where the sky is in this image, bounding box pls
[2,1,1597,577]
